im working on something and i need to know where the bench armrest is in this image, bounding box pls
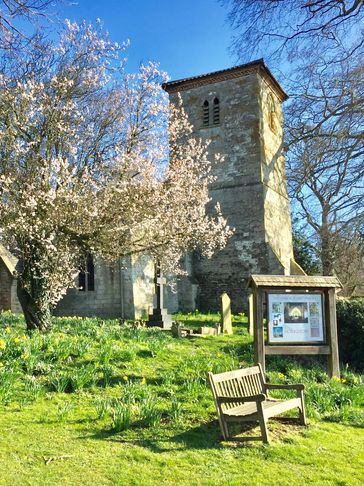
[265,383,305,391]
[217,393,266,404]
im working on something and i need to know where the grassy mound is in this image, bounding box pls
[0,311,363,485]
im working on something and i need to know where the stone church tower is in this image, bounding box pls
[164,60,298,312]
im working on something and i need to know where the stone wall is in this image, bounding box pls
[55,255,155,319]
[55,258,123,318]
[10,279,22,313]
[0,260,21,313]
[259,77,294,273]
[120,254,155,319]
[0,260,12,311]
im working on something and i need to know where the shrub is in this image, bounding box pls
[337,299,364,371]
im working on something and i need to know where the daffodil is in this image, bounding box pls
[0,339,6,350]
[140,377,146,385]
[123,375,128,381]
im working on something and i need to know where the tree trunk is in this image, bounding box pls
[321,206,334,275]
[17,266,51,331]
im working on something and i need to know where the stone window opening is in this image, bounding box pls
[203,100,209,126]
[79,253,95,291]
[268,93,277,132]
[213,97,220,125]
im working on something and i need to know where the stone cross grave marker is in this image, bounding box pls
[220,292,233,334]
[147,262,172,329]
[156,271,166,309]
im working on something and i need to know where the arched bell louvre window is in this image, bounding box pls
[213,97,220,125]
[203,100,209,126]
[79,253,95,291]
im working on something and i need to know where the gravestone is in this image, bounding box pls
[147,262,172,329]
[220,292,233,334]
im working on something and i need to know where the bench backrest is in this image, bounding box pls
[208,365,265,412]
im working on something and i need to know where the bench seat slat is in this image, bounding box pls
[212,366,261,383]
[223,398,301,420]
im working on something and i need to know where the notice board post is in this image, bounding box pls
[247,275,342,378]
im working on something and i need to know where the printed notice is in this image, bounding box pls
[268,293,324,343]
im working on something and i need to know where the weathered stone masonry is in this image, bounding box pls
[163,60,297,313]
[0,245,21,313]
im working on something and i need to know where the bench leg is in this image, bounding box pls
[257,404,269,444]
[222,421,230,440]
[298,391,307,426]
[218,415,230,440]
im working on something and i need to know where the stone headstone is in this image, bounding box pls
[171,322,182,338]
[220,292,233,335]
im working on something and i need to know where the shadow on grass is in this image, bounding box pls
[323,416,364,428]
[80,420,268,452]
[81,420,223,451]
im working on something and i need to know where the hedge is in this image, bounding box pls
[337,299,364,371]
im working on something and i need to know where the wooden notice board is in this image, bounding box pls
[247,275,342,378]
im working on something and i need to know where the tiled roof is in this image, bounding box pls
[162,59,288,101]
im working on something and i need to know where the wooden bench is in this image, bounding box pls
[208,364,306,443]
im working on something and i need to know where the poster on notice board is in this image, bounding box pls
[268,293,324,344]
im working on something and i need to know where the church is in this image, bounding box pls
[0,59,302,318]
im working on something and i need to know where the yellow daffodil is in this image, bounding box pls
[0,339,6,349]
[123,375,128,381]
[140,377,146,385]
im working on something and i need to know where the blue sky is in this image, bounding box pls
[54,0,236,81]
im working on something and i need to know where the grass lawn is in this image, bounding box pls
[0,311,363,486]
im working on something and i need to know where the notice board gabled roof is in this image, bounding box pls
[247,274,342,290]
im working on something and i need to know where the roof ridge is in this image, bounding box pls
[162,59,288,101]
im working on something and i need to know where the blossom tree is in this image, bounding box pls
[0,21,232,330]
